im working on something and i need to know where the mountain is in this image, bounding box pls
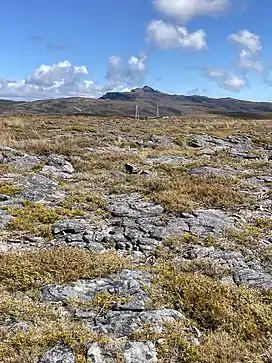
[1,86,272,118]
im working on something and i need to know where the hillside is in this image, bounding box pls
[1,86,272,118]
[0,113,271,362]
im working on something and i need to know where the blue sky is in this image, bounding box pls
[1,0,271,100]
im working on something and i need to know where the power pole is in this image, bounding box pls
[156,100,160,118]
[135,105,140,120]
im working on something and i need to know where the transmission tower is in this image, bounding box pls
[135,105,140,120]
[156,100,160,118]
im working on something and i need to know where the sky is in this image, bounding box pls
[1,0,272,101]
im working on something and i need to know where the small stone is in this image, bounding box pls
[87,343,104,363]
[125,163,138,174]
[86,241,106,253]
[116,241,126,250]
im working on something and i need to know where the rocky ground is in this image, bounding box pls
[0,114,271,363]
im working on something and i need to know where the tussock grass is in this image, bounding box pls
[143,262,272,362]
[145,167,247,212]
[151,263,272,337]
[0,247,127,292]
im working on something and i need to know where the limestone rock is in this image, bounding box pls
[91,309,185,338]
[41,154,74,178]
[52,219,90,235]
[42,269,151,311]
[39,344,75,363]
[87,342,116,363]
[0,146,40,169]
[123,341,157,363]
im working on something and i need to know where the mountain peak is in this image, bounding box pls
[131,85,157,93]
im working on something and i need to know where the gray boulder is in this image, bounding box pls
[52,219,90,235]
[123,341,157,363]
[17,174,65,204]
[91,309,185,338]
[87,342,116,363]
[0,146,40,169]
[39,344,75,363]
[42,269,151,311]
[41,154,74,178]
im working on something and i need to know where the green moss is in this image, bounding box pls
[164,233,200,249]
[174,136,187,148]
[179,259,231,280]
[7,201,84,239]
[0,182,22,196]
[30,162,45,173]
[225,221,269,250]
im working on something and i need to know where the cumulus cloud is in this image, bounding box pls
[106,54,147,87]
[147,20,206,51]
[229,30,262,54]
[229,30,263,72]
[238,50,263,72]
[205,67,246,92]
[0,57,147,100]
[153,0,229,23]
[25,61,88,87]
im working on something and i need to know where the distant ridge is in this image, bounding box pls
[1,86,272,118]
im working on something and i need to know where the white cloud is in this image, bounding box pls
[106,54,147,87]
[0,57,147,100]
[229,30,262,54]
[147,20,206,51]
[153,0,229,23]
[25,60,88,87]
[229,30,263,72]
[206,67,246,92]
[238,50,263,72]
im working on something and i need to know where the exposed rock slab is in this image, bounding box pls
[42,269,151,311]
[187,166,238,177]
[177,244,272,290]
[16,174,65,204]
[188,135,252,151]
[0,146,40,169]
[51,195,237,253]
[41,154,75,179]
[39,344,75,363]
[123,341,157,363]
[90,309,185,338]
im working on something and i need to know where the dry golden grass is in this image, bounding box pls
[0,114,271,362]
[143,262,272,363]
[1,114,271,156]
[0,247,128,293]
[145,167,248,212]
